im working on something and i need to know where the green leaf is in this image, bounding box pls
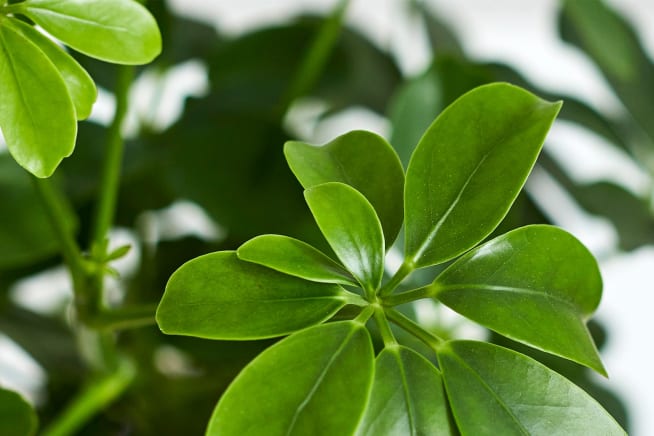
[437,341,626,435]
[19,0,162,65]
[0,387,38,436]
[404,83,561,268]
[207,321,375,436]
[0,18,77,178]
[285,130,404,247]
[3,17,96,120]
[433,225,605,375]
[156,251,349,340]
[304,182,385,293]
[237,234,357,286]
[356,346,454,436]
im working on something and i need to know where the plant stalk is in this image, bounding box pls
[378,260,414,296]
[385,308,444,349]
[41,358,136,436]
[91,65,134,250]
[382,285,435,306]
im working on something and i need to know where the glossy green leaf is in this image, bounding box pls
[3,17,96,120]
[238,234,357,286]
[0,18,76,178]
[0,387,38,436]
[0,155,76,269]
[356,346,453,436]
[156,251,349,340]
[304,182,385,292]
[438,341,626,435]
[207,321,375,436]
[404,83,561,268]
[285,130,404,247]
[19,0,162,65]
[433,225,605,374]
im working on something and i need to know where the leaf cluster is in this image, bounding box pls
[157,83,625,435]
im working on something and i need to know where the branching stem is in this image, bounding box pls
[385,308,444,349]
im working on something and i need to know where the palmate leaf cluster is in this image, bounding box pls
[157,83,625,435]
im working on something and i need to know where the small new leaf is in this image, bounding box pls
[156,251,349,340]
[207,321,375,436]
[18,0,162,65]
[238,234,357,286]
[432,225,605,375]
[304,182,385,293]
[438,341,626,435]
[285,130,405,247]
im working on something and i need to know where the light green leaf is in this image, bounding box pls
[207,321,375,436]
[3,17,96,120]
[0,18,76,178]
[304,182,385,293]
[238,234,357,286]
[437,341,626,435]
[19,0,161,65]
[285,130,404,247]
[404,83,561,268]
[433,225,605,375]
[156,251,349,340]
[0,387,38,436]
[356,346,454,436]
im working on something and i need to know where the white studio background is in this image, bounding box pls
[168,0,653,433]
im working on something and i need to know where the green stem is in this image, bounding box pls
[353,305,374,325]
[377,260,414,297]
[278,0,349,114]
[385,308,443,349]
[32,177,86,285]
[342,292,368,307]
[382,285,435,307]
[373,307,396,347]
[41,358,136,436]
[91,66,134,250]
[86,304,157,331]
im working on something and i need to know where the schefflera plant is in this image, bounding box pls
[156,83,626,435]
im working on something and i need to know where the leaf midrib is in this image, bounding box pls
[394,350,417,436]
[25,6,132,35]
[436,283,580,313]
[448,351,530,435]
[285,326,357,435]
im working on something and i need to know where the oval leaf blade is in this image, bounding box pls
[0,20,76,178]
[3,17,96,120]
[285,130,405,247]
[0,387,38,436]
[304,182,385,293]
[238,234,357,286]
[156,251,348,340]
[19,0,161,65]
[437,341,626,435]
[433,225,605,375]
[207,321,375,436]
[356,346,454,436]
[404,83,561,268]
